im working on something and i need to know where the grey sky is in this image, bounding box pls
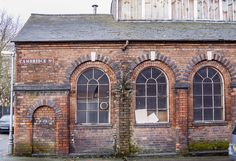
[0,0,112,23]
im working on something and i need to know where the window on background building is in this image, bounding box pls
[77,68,109,124]
[135,67,168,123]
[193,67,224,122]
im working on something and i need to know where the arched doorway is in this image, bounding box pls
[32,106,56,154]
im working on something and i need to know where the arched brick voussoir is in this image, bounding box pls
[182,53,236,83]
[64,53,120,83]
[26,99,63,121]
[131,51,181,82]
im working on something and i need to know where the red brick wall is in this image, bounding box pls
[33,106,56,154]
[14,42,236,155]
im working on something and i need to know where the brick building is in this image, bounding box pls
[13,0,236,156]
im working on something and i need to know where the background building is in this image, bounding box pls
[13,0,236,156]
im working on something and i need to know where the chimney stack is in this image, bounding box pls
[92,4,98,14]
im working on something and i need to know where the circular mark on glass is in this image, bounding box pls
[100,102,109,110]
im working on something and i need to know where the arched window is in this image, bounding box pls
[77,68,109,124]
[136,67,168,123]
[193,67,224,121]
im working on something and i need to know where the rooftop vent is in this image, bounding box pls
[92,4,98,14]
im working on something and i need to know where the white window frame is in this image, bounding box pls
[76,68,111,125]
[135,67,170,124]
[193,67,225,122]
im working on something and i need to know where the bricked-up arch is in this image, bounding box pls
[27,99,62,121]
[65,54,121,84]
[183,53,236,83]
[130,52,181,82]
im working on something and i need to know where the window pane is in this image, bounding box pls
[83,69,93,80]
[194,109,202,121]
[147,84,156,96]
[99,85,109,97]
[88,85,98,99]
[77,102,86,110]
[147,97,156,110]
[77,85,87,98]
[158,110,167,122]
[157,74,166,83]
[87,111,97,123]
[136,84,145,96]
[142,68,151,79]
[147,79,156,84]
[204,109,213,121]
[214,108,223,120]
[208,68,217,78]
[136,74,146,83]
[158,84,167,96]
[78,111,86,123]
[94,69,104,79]
[147,110,156,116]
[212,72,221,81]
[214,83,221,95]
[194,74,203,83]
[204,96,213,107]
[87,101,98,110]
[136,97,145,109]
[99,74,109,84]
[198,68,207,78]
[158,96,167,109]
[99,111,108,123]
[214,96,222,107]
[193,83,202,95]
[78,75,88,84]
[152,68,161,79]
[203,83,212,95]
[193,96,202,108]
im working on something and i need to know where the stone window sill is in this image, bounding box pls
[135,123,170,128]
[76,124,112,129]
[192,121,228,126]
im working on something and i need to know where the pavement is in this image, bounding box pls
[0,156,231,161]
[0,134,232,161]
[0,133,9,157]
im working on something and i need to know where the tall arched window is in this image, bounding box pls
[193,67,224,121]
[136,67,168,122]
[77,68,109,124]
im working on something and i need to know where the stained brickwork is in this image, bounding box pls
[14,42,236,156]
[32,106,56,154]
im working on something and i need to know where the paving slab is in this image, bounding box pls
[0,156,231,161]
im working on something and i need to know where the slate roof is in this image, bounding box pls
[13,14,236,42]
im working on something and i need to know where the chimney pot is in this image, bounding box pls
[92,4,98,14]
